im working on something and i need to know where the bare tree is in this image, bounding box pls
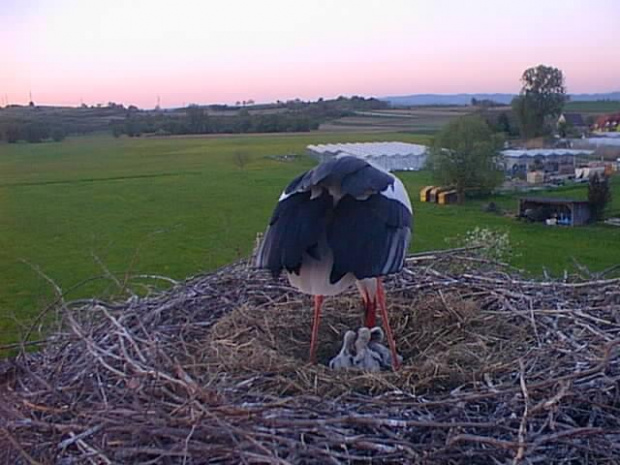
[233,150,249,169]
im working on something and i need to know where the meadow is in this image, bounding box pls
[320,106,473,132]
[564,100,620,113]
[1,133,620,349]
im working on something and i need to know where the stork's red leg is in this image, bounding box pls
[309,295,324,364]
[376,278,400,371]
[363,290,377,327]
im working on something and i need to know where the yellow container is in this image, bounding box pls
[429,186,445,203]
[419,186,434,202]
[438,189,458,205]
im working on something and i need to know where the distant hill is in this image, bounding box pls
[0,96,390,141]
[381,92,620,107]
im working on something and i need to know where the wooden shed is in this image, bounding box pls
[518,197,591,226]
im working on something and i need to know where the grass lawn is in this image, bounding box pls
[1,133,620,349]
[564,101,620,113]
[400,171,620,272]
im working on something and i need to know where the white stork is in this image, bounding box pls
[255,155,413,370]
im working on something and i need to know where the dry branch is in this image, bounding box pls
[1,250,620,464]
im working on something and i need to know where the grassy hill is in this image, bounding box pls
[1,133,619,349]
[320,107,473,133]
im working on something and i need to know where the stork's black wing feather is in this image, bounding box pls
[255,190,331,277]
[283,156,392,196]
[257,155,412,283]
[305,156,368,189]
[340,164,393,197]
[327,194,412,283]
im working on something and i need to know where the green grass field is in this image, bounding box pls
[1,133,620,349]
[564,101,620,113]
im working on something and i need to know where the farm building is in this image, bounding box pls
[575,162,612,180]
[594,113,620,132]
[518,197,591,226]
[558,113,586,128]
[502,148,594,178]
[307,141,428,171]
[584,135,620,148]
[526,171,545,184]
[557,113,588,136]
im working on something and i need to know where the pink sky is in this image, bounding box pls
[2,0,619,108]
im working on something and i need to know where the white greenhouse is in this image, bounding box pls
[306,141,429,172]
[501,148,594,176]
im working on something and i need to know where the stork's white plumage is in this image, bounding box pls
[256,155,413,370]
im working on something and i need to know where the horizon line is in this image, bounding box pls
[3,89,620,110]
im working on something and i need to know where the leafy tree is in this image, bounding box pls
[186,105,209,133]
[23,122,49,143]
[428,116,504,203]
[124,120,142,137]
[4,125,20,143]
[521,65,567,111]
[111,124,123,138]
[51,127,66,142]
[512,65,567,138]
[588,173,611,221]
[235,109,252,133]
[511,96,541,138]
[496,112,508,132]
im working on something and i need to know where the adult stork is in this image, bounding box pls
[255,155,413,370]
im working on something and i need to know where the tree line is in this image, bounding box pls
[113,108,321,137]
[0,104,132,143]
[1,122,66,143]
[0,96,388,142]
[111,96,388,138]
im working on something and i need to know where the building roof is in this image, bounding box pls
[307,141,428,159]
[502,148,594,158]
[585,137,620,147]
[560,113,586,126]
[595,113,620,127]
[519,197,590,205]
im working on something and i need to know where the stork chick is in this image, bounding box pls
[368,327,403,368]
[352,327,382,372]
[328,330,356,370]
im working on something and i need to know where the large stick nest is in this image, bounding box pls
[1,251,620,464]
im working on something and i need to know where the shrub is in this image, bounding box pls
[588,174,611,221]
[51,128,66,142]
[451,227,516,263]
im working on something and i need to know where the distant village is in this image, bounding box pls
[503,110,620,185]
[306,110,620,227]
